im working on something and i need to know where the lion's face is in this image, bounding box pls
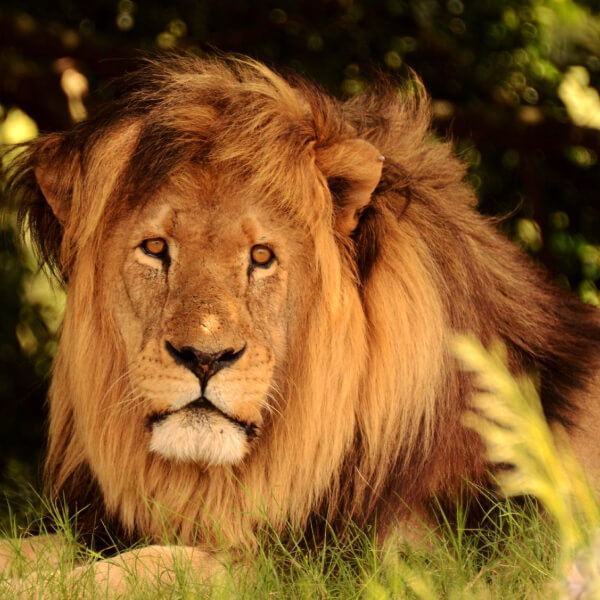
[106,170,313,466]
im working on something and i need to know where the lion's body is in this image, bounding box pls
[6,56,600,553]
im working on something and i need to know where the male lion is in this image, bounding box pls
[4,55,600,586]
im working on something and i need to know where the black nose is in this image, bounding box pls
[165,341,246,390]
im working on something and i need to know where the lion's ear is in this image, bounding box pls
[9,133,78,277]
[316,138,384,236]
[33,134,74,225]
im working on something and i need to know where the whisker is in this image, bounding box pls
[263,383,285,419]
[99,367,135,409]
[112,389,145,413]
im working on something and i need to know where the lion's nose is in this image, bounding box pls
[165,341,246,390]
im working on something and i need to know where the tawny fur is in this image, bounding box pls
[5,55,600,552]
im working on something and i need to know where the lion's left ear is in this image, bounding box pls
[316,138,384,236]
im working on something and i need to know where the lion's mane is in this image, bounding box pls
[7,55,600,548]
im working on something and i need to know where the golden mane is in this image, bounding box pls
[6,55,600,549]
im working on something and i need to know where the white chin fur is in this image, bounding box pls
[149,410,250,465]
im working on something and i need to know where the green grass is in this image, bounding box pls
[0,497,559,599]
[0,337,597,598]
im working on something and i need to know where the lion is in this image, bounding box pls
[4,54,600,587]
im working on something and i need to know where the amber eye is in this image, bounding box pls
[141,238,168,258]
[250,244,275,267]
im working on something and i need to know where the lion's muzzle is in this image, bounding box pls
[141,335,267,464]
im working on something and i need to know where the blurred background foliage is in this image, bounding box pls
[0,0,599,487]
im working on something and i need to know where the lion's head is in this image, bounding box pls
[101,168,306,467]
[8,55,600,547]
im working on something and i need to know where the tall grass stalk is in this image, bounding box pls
[454,334,600,599]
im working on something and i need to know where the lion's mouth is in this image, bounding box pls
[147,397,258,439]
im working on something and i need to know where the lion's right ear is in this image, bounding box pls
[8,133,78,277]
[32,134,74,224]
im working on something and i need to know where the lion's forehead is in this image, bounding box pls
[128,192,280,250]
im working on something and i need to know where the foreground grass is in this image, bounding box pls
[0,337,596,599]
[0,498,558,599]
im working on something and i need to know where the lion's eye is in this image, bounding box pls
[141,238,168,258]
[250,244,274,268]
